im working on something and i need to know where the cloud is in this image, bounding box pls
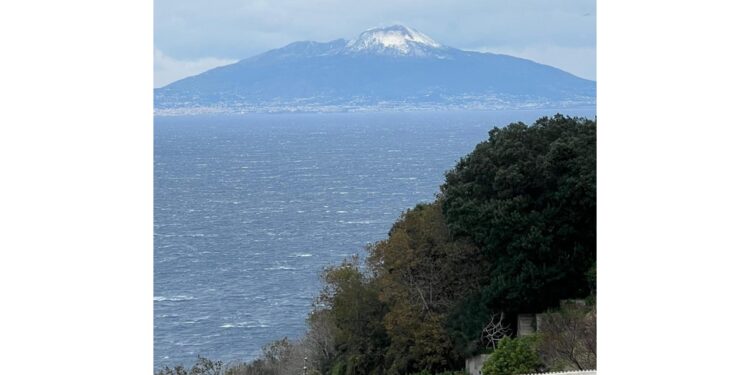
[155,0,595,58]
[154,49,236,88]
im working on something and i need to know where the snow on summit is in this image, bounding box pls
[345,25,445,56]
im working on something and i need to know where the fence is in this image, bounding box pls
[520,371,596,375]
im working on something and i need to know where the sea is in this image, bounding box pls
[154,109,596,370]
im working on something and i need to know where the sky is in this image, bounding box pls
[154,0,596,88]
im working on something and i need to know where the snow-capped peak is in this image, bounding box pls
[345,25,444,55]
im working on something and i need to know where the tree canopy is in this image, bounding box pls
[368,202,490,374]
[441,114,596,315]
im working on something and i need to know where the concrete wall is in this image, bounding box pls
[517,313,536,337]
[465,354,489,375]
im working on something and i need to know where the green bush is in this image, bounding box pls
[481,337,542,375]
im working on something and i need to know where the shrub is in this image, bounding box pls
[156,356,223,375]
[481,337,542,375]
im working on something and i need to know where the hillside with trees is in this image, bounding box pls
[157,114,597,375]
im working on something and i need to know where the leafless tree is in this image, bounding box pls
[481,312,512,349]
[302,310,336,373]
[537,303,596,370]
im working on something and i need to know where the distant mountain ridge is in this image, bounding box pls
[155,25,595,115]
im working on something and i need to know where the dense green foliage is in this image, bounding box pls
[156,114,596,375]
[441,115,596,352]
[481,337,542,375]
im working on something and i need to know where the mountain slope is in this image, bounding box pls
[155,25,595,114]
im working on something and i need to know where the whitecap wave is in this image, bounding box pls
[264,265,297,271]
[339,220,376,225]
[154,295,196,302]
[221,321,270,329]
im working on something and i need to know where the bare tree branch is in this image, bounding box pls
[481,312,511,349]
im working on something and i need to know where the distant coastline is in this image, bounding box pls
[154,101,597,117]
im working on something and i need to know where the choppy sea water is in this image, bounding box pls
[154,109,595,369]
